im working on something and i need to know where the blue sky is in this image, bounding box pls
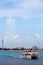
[0,0,43,48]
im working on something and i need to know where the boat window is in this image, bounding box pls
[25,54,30,55]
[28,54,30,55]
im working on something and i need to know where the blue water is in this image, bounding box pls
[0,50,43,58]
[0,50,43,65]
[0,50,23,58]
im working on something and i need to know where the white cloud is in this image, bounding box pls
[5,16,16,34]
[35,33,41,39]
[13,35,19,40]
[3,31,21,43]
[3,36,8,43]
[13,35,21,42]
[34,33,43,42]
[18,0,43,9]
[15,39,21,42]
[6,16,15,25]
[3,32,13,43]
[0,0,43,19]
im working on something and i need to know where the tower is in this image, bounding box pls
[2,40,4,50]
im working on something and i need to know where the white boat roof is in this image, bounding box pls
[23,51,38,55]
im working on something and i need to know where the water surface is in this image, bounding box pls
[0,50,43,65]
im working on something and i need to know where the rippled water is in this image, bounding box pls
[0,50,43,58]
[0,50,43,65]
[0,50,23,58]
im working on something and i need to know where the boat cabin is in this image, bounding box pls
[22,50,39,59]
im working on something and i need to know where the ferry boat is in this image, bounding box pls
[22,50,39,59]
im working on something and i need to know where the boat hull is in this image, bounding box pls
[22,52,39,59]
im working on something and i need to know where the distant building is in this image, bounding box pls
[32,46,38,50]
[16,47,25,50]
